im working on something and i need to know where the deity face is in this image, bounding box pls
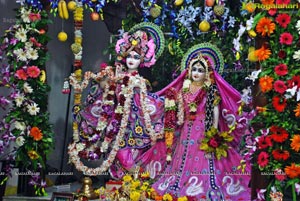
[191,62,206,82]
[126,51,141,71]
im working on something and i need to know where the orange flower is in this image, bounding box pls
[259,76,273,93]
[261,0,274,5]
[256,106,267,113]
[165,131,174,147]
[256,17,276,37]
[284,163,300,179]
[28,150,39,160]
[291,135,300,152]
[30,126,43,141]
[294,103,300,117]
[255,46,271,61]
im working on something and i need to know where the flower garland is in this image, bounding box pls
[163,87,184,162]
[68,72,164,174]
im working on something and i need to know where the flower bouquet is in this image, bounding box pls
[199,127,234,160]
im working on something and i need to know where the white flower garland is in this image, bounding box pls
[68,72,163,175]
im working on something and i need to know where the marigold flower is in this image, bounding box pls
[284,163,300,179]
[30,126,43,141]
[291,135,300,152]
[256,17,276,37]
[163,193,173,201]
[259,76,273,93]
[255,46,271,61]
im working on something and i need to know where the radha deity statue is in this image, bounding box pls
[68,22,166,177]
[140,43,251,200]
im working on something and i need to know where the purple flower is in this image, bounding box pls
[0,96,10,109]
[89,152,99,160]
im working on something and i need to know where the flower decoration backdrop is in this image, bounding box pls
[242,0,300,200]
[0,5,54,196]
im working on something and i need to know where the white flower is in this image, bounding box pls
[293,50,300,61]
[23,82,33,93]
[228,16,236,28]
[165,99,176,108]
[14,121,26,131]
[76,143,85,152]
[246,69,261,82]
[115,105,124,114]
[183,79,191,89]
[15,27,27,42]
[74,30,82,37]
[237,24,246,38]
[16,136,25,147]
[246,17,254,30]
[25,41,33,49]
[27,102,40,115]
[296,20,300,32]
[26,48,38,60]
[14,93,25,107]
[233,38,241,51]
[13,48,27,61]
[20,7,30,23]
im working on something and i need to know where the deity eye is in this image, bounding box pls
[126,54,141,60]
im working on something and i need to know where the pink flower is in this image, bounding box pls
[30,37,42,47]
[276,0,290,4]
[29,13,41,22]
[257,151,269,167]
[268,8,277,16]
[100,62,108,70]
[274,169,286,181]
[274,64,288,76]
[27,66,40,78]
[15,69,28,80]
[279,32,293,45]
[274,80,287,94]
[275,13,291,28]
[208,137,219,148]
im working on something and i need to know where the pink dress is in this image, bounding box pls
[140,70,251,200]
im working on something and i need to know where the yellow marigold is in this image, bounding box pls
[131,39,138,46]
[178,197,188,201]
[28,150,39,160]
[165,131,174,147]
[294,103,300,117]
[291,135,300,152]
[259,75,273,93]
[255,45,271,61]
[129,191,141,201]
[163,193,173,201]
[122,174,132,183]
[131,180,141,189]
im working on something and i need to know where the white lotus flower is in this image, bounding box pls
[27,102,40,115]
